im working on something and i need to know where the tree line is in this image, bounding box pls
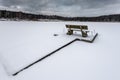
[0,10,120,22]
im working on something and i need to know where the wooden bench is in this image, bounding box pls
[66,24,89,37]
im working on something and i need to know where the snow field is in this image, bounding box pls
[0,21,120,80]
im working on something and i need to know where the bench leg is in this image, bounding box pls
[82,31,88,37]
[67,30,73,35]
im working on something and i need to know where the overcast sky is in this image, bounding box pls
[0,0,120,17]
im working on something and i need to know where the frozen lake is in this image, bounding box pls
[0,21,120,80]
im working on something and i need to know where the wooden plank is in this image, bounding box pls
[66,25,88,30]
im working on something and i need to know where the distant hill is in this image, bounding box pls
[0,10,120,22]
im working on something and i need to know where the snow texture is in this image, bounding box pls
[0,21,120,80]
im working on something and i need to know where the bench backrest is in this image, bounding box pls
[66,25,88,30]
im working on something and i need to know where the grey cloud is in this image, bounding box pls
[0,0,120,16]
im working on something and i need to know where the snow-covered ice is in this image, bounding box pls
[0,21,120,80]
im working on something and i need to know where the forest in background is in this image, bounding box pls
[0,10,120,22]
